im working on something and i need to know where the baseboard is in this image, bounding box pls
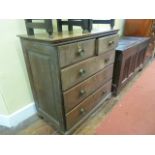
[0,102,37,128]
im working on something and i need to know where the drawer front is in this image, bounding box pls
[63,64,113,113]
[97,34,119,54]
[58,39,95,67]
[61,50,115,90]
[66,80,112,129]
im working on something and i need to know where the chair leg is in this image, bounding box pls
[44,19,53,35]
[88,19,93,32]
[110,19,115,29]
[57,19,63,32]
[25,19,34,35]
[68,20,73,31]
[82,19,90,32]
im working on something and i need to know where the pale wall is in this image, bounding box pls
[0,92,8,115]
[0,20,33,114]
[0,19,124,115]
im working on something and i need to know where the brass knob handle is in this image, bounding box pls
[80,89,86,96]
[103,91,107,95]
[104,58,110,63]
[79,69,86,76]
[77,48,84,56]
[108,40,114,46]
[80,108,85,114]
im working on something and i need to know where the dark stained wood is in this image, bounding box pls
[63,64,113,113]
[58,39,95,67]
[112,37,150,95]
[61,50,115,90]
[66,80,112,129]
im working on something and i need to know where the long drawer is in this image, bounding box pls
[58,39,95,67]
[97,34,119,55]
[66,80,112,129]
[61,50,115,90]
[63,64,113,113]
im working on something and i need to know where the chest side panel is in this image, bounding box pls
[20,39,65,131]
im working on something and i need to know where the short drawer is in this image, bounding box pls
[97,34,119,55]
[66,80,112,129]
[63,64,113,113]
[58,39,95,67]
[61,50,115,90]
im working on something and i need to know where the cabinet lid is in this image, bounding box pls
[116,36,150,51]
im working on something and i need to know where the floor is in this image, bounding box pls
[0,60,153,135]
[96,59,155,134]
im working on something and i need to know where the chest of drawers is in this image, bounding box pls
[19,30,119,134]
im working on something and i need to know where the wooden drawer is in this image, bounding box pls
[63,64,113,113]
[97,34,119,55]
[66,80,112,129]
[58,39,95,67]
[61,50,115,90]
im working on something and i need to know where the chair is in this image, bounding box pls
[25,19,53,35]
[57,19,91,32]
[57,19,115,32]
[88,19,115,30]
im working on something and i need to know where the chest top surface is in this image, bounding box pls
[18,29,119,45]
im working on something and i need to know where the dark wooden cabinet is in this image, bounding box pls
[112,37,150,95]
[124,19,155,62]
[19,29,119,134]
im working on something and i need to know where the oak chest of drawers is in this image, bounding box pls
[19,29,119,134]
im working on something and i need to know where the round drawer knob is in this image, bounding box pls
[103,91,107,95]
[77,48,84,56]
[80,89,86,96]
[108,40,114,46]
[104,58,110,63]
[80,108,85,114]
[79,69,86,76]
